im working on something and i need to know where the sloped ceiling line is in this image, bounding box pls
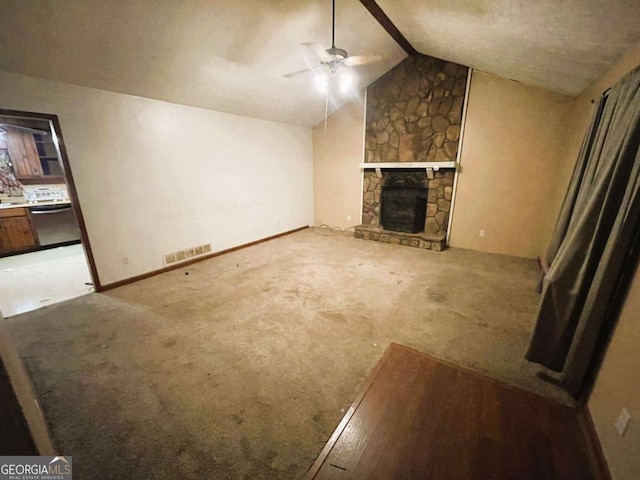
[2,1,639,125]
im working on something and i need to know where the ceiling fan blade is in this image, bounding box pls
[283,68,313,78]
[283,65,328,79]
[344,54,382,67]
[299,42,331,63]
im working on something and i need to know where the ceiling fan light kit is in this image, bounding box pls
[315,0,353,94]
[314,65,353,93]
[339,71,353,92]
[314,73,329,92]
[287,0,378,96]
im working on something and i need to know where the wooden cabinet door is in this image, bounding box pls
[5,128,43,178]
[0,208,38,253]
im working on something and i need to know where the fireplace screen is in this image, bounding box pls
[380,187,428,233]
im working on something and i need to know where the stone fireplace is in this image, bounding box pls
[354,53,468,251]
[355,168,454,250]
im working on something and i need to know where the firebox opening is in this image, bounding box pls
[381,187,428,234]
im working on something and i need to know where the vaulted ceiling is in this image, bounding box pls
[1,0,639,127]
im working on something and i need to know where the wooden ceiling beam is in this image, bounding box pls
[359,0,418,56]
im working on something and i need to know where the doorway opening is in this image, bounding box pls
[0,109,99,317]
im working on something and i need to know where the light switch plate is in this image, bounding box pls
[615,407,631,436]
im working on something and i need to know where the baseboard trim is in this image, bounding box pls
[98,226,309,292]
[579,404,612,480]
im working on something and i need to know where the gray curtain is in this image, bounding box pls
[543,98,607,267]
[526,65,640,396]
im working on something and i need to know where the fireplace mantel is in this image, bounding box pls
[359,162,457,169]
[359,161,457,179]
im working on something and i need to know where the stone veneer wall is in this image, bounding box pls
[365,55,468,164]
[362,169,454,235]
[361,55,468,243]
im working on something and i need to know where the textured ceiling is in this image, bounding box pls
[0,1,639,128]
[0,0,406,127]
[380,0,640,96]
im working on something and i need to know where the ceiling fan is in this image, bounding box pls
[284,0,380,93]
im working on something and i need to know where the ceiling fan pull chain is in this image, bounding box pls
[324,87,330,132]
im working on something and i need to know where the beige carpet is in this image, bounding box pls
[3,229,571,479]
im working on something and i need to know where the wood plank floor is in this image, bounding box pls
[306,343,604,480]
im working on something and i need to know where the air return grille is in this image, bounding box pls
[164,243,212,266]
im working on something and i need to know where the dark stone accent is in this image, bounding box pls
[381,187,428,233]
[365,55,468,169]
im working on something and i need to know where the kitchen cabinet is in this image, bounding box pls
[33,133,63,176]
[5,128,44,179]
[0,207,38,254]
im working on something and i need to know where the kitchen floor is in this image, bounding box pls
[0,244,93,318]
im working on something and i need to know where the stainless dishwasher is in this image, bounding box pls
[29,203,81,246]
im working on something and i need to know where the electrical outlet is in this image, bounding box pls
[122,257,129,265]
[479,229,485,238]
[347,214,351,221]
[615,408,631,436]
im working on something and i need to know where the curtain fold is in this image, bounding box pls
[526,65,640,396]
[544,97,607,266]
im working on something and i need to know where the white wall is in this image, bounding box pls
[0,71,313,286]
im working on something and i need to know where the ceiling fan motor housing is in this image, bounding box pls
[326,47,348,60]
